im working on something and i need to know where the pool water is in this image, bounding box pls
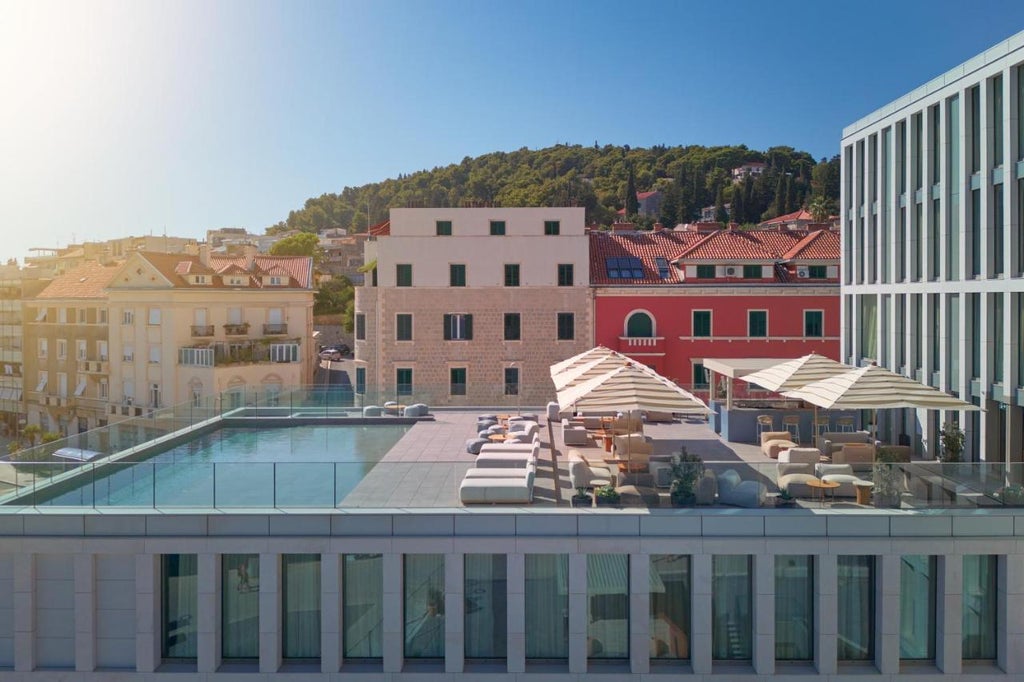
[40,425,411,507]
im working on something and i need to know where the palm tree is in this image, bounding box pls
[809,195,832,223]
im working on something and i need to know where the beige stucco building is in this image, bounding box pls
[354,207,593,406]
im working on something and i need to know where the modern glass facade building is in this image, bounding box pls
[840,30,1024,462]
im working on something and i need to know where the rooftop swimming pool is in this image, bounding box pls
[34,424,411,508]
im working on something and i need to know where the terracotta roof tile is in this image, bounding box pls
[674,229,799,261]
[758,208,813,227]
[130,252,313,289]
[368,220,390,236]
[36,261,120,299]
[588,230,704,285]
[782,230,841,260]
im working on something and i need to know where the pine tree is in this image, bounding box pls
[742,175,755,223]
[786,175,798,216]
[660,184,679,227]
[714,187,728,223]
[730,184,744,225]
[774,175,787,216]
[625,167,640,216]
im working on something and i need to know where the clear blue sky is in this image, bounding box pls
[0,0,1021,261]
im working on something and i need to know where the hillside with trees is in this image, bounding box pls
[266,143,840,235]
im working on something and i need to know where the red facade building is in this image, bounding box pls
[589,225,841,396]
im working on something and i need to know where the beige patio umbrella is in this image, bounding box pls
[739,352,852,392]
[549,345,618,379]
[552,351,658,391]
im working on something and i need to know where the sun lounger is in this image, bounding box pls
[476,451,535,469]
[459,465,535,504]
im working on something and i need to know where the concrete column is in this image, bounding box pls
[629,553,649,674]
[321,553,341,673]
[135,554,159,673]
[567,553,586,673]
[13,553,35,672]
[381,553,402,673]
[877,554,900,674]
[815,554,837,675]
[258,552,280,673]
[690,553,712,675]
[197,553,217,673]
[1002,552,1024,673]
[444,552,463,673]
[937,554,963,674]
[73,553,95,672]
[753,553,774,675]
[506,553,525,673]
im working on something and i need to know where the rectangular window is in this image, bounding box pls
[35,370,47,392]
[994,183,1004,275]
[503,313,521,341]
[149,346,161,364]
[37,338,47,359]
[122,344,134,362]
[525,554,568,659]
[404,554,444,659]
[504,263,520,287]
[544,220,560,235]
[76,339,87,361]
[443,313,473,340]
[354,367,366,395]
[148,308,161,325]
[963,555,997,660]
[696,264,715,278]
[742,265,762,279]
[712,555,752,661]
[396,368,413,396]
[651,555,690,660]
[396,314,412,341]
[56,338,66,360]
[605,256,644,279]
[693,310,711,337]
[77,308,86,324]
[557,263,573,286]
[464,555,507,659]
[900,555,936,661]
[556,312,574,340]
[837,555,874,661]
[450,367,466,396]
[776,555,813,661]
[222,554,259,659]
[993,74,1004,167]
[655,257,670,279]
[504,367,519,396]
[57,307,67,324]
[804,310,824,337]
[489,220,506,235]
[747,310,767,338]
[588,554,628,660]
[808,265,827,278]
[162,554,198,660]
[396,264,412,287]
[355,313,366,341]
[281,554,320,660]
[970,85,981,173]
[692,363,708,389]
[435,220,452,236]
[343,554,382,658]
[98,308,107,324]
[57,372,67,397]
[449,263,466,287]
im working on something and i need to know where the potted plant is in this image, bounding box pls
[995,483,1024,506]
[872,446,904,508]
[571,486,592,506]
[594,485,620,506]
[776,489,795,507]
[668,450,706,507]
[939,421,965,463]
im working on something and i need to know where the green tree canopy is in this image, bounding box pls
[269,232,324,265]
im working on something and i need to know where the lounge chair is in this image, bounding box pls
[568,451,612,491]
[761,431,797,459]
[460,465,535,504]
[776,448,821,496]
[716,469,766,508]
[561,419,590,445]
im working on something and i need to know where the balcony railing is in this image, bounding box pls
[76,360,109,374]
[617,336,666,355]
[191,325,215,337]
[223,323,250,336]
[179,342,300,367]
[263,323,288,335]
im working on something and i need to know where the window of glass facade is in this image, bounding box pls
[970,293,981,379]
[450,367,466,396]
[404,554,444,659]
[504,263,520,287]
[948,95,961,280]
[931,104,941,184]
[222,554,259,659]
[650,555,689,660]
[693,363,708,389]
[949,294,960,390]
[449,263,466,287]
[775,555,813,661]
[355,367,365,395]
[588,554,628,660]
[557,263,573,286]
[556,312,574,340]
[464,554,507,659]
[963,555,997,660]
[525,554,568,659]
[837,555,874,662]
[747,310,767,338]
[882,127,891,283]
[929,199,940,280]
[900,555,936,661]
[913,202,923,281]
[1019,293,1024,388]
[693,310,711,337]
[930,295,941,373]
[162,554,198,660]
[343,554,382,659]
[282,554,320,659]
[804,310,824,338]
[504,313,521,341]
[859,295,878,361]
[994,183,1004,275]
[993,74,1004,167]
[993,292,1004,379]
[897,207,907,281]
[712,555,751,661]
[970,85,981,173]
[396,313,412,341]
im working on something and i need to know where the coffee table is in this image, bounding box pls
[853,480,875,505]
[806,478,840,507]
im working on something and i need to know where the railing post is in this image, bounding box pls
[212,463,217,509]
[273,462,277,509]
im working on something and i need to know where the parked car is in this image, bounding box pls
[319,348,343,362]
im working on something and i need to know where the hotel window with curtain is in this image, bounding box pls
[775,555,813,661]
[587,554,629,660]
[221,554,259,660]
[282,554,320,660]
[161,554,198,661]
[343,554,383,659]
[963,555,997,661]
[464,555,507,660]
[837,555,874,662]
[712,555,752,661]
[525,554,568,660]
[404,554,444,659]
[900,555,936,661]
[650,555,689,660]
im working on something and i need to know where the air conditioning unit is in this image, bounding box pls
[796,266,810,278]
[725,267,737,276]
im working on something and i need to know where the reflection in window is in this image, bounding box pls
[404,554,444,658]
[837,555,874,661]
[626,312,654,338]
[588,554,629,659]
[464,554,507,659]
[525,554,568,660]
[900,555,936,660]
[282,554,320,659]
[162,554,198,660]
[344,554,382,659]
[650,555,689,660]
[712,555,752,661]
[222,554,259,659]
[963,555,997,660]
[775,555,813,661]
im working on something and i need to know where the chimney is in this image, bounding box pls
[612,221,635,232]
[653,222,664,232]
[198,243,210,267]
[243,244,257,270]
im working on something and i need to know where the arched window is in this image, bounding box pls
[626,311,654,338]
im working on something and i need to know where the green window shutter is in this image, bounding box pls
[443,314,452,340]
[465,314,473,340]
